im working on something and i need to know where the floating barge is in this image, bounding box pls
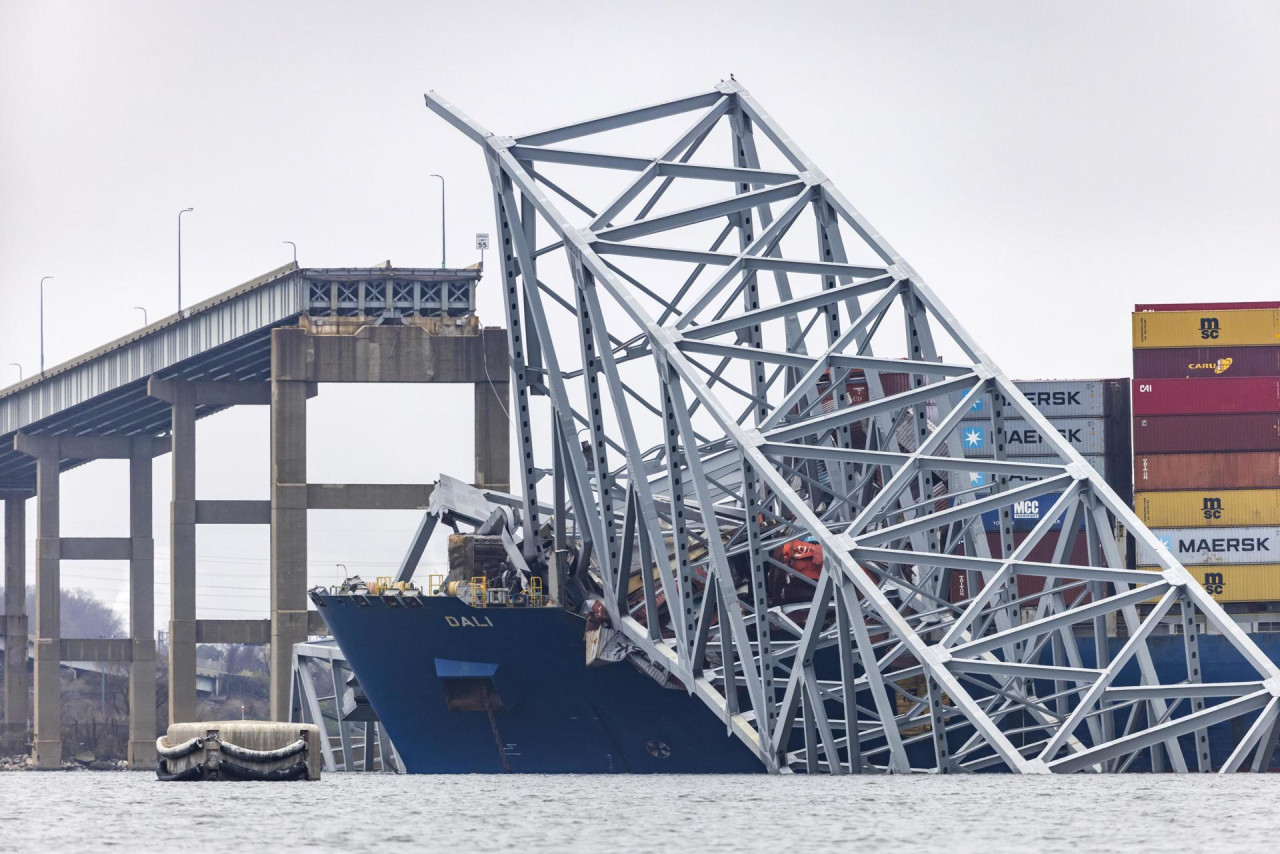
[156,722,322,781]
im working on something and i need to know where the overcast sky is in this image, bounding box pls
[1,0,1277,632]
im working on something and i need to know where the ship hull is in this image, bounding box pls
[312,592,763,773]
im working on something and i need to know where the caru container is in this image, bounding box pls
[1132,346,1280,379]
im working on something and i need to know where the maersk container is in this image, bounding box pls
[965,454,1107,488]
[1130,564,1280,604]
[1131,377,1280,416]
[1134,452,1280,491]
[1135,489,1280,528]
[964,379,1129,420]
[958,417,1106,458]
[1132,413,1280,453]
[1136,526,1280,566]
[1132,346,1280,379]
[1132,308,1280,349]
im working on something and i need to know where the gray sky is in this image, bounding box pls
[1,0,1277,631]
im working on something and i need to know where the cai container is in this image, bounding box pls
[1134,489,1280,528]
[1132,308,1280,349]
[1132,413,1280,453]
[1136,526,1280,566]
[1129,564,1280,604]
[1132,346,1280,379]
[1133,452,1280,491]
[1131,377,1280,416]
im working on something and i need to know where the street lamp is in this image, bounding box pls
[133,306,148,327]
[7,363,21,382]
[283,241,297,264]
[178,207,194,315]
[39,276,53,373]
[430,173,446,267]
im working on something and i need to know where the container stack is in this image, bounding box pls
[1131,302,1280,605]
[953,379,1132,601]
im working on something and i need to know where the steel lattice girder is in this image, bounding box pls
[427,80,1280,774]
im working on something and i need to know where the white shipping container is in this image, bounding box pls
[957,417,1107,458]
[964,380,1110,420]
[1137,526,1280,567]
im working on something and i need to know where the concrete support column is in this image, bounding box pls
[474,380,510,494]
[32,452,60,768]
[3,497,28,741]
[168,384,197,725]
[127,440,157,768]
[270,379,308,720]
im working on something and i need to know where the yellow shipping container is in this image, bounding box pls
[1134,489,1280,527]
[1132,309,1280,349]
[1136,564,1280,603]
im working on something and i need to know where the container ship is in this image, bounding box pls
[312,352,1280,774]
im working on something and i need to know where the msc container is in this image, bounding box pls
[1132,308,1280,349]
[1131,377,1280,416]
[959,418,1106,458]
[1132,414,1280,454]
[1132,346,1280,379]
[965,380,1128,420]
[1136,301,1280,311]
[1133,452,1280,491]
[1130,564,1280,604]
[1136,526,1280,566]
[1134,489,1280,528]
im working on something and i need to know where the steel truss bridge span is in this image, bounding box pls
[428,81,1280,774]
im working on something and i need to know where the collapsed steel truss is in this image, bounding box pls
[427,81,1280,773]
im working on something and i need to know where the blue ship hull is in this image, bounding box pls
[315,589,1280,772]
[312,592,763,773]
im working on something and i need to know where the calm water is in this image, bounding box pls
[0,772,1275,852]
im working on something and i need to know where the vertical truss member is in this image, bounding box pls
[427,81,1280,774]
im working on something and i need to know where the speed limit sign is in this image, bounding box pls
[476,233,490,250]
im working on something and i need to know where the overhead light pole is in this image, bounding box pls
[178,207,194,315]
[133,306,148,327]
[283,240,297,264]
[430,173,446,267]
[7,363,21,383]
[39,276,53,374]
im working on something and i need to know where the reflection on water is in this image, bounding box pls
[0,771,1275,853]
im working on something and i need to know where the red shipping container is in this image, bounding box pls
[1132,377,1280,416]
[1136,301,1280,311]
[1132,346,1280,379]
[1132,414,1280,453]
[949,532,1093,604]
[1133,452,1280,490]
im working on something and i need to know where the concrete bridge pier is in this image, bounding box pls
[12,434,161,769]
[3,493,29,743]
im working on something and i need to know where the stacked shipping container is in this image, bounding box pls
[951,379,1132,602]
[1132,303,1280,603]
